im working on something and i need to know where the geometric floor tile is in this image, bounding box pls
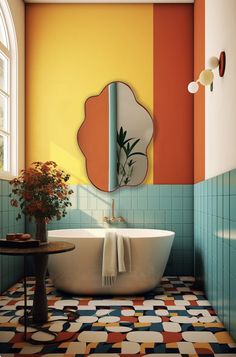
[0,276,235,355]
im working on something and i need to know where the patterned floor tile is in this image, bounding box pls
[0,276,235,355]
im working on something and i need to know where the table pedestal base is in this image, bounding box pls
[32,254,48,324]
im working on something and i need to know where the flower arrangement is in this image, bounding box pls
[9,161,73,242]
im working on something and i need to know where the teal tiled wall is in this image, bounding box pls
[194,169,236,340]
[27,184,194,275]
[0,180,24,293]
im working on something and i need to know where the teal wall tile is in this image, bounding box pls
[147,196,159,209]
[194,169,236,341]
[230,247,236,278]
[144,210,155,224]
[0,179,24,294]
[160,197,171,209]
[223,172,230,196]
[160,185,172,197]
[230,195,236,221]
[230,169,236,195]
[23,183,194,276]
[171,185,183,196]
[230,275,236,338]
[155,210,165,224]
[172,210,182,223]
[183,185,193,197]
[137,196,148,209]
[172,197,183,210]
[224,196,230,219]
[120,197,132,209]
[183,196,193,209]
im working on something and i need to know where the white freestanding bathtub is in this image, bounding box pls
[48,228,175,295]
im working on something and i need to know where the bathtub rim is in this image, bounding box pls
[48,228,175,239]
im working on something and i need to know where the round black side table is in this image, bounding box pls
[0,241,75,341]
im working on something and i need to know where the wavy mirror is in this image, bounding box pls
[77,82,153,192]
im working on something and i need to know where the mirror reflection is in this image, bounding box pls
[78,82,153,192]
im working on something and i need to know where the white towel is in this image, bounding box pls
[102,231,117,286]
[117,234,132,273]
[102,231,132,287]
[123,236,132,273]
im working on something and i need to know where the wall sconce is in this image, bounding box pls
[188,51,226,94]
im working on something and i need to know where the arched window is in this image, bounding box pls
[0,0,17,179]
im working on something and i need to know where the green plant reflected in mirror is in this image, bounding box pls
[77,82,153,192]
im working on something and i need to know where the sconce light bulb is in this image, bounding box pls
[208,56,219,70]
[188,81,199,94]
[199,69,214,86]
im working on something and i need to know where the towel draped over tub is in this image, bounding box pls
[102,231,131,286]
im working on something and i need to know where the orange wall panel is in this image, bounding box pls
[194,0,205,183]
[78,87,109,191]
[153,4,194,184]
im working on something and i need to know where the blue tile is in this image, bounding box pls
[230,169,236,195]
[223,242,230,329]
[1,180,9,196]
[212,177,218,196]
[147,196,159,209]
[147,185,159,196]
[223,219,230,242]
[131,196,138,209]
[127,211,134,224]
[217,195,223,218]
[80,210,92,223]
[183,223,193,237]
[223,196,230,220]
[207,179,212,196]
[230,275,236,340]
[217,175,223,196]
[133,210,144,223]
[88,195,97,210]
[183,196,193,210]
[70,210,80,223]
[212,196,217,216]
[183,236,193,250]
[155,223,166,230]
[78,196,88,209]
[171,223,183,237]
[171,197,183,210]
[223,172,230,196]
[183,185,193,197]
[144,210,155,224]
[160,185,172,197]
[171,185,183,196]
[120,196,132,209]
[230,220,236,250]
[2,196,9,211]
[172,235,183,250]
[137,196,148,209]
[97,197,110,210]
[92,210,103,223]
[137,185,147,196]
[230,195,236,221]
[171,210,182,224]
[160,197,171,209]
[77,185,88,197]
[207,195,212,214]
[155,210,165,224]
[165,210,172,224]
[183,210,193,224]
[119,186,131,197]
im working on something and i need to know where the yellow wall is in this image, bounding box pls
[26,4,153,184]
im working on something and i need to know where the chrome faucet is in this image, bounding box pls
[103,199,125,224]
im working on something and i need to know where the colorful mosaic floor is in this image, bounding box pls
[0,276,236,356]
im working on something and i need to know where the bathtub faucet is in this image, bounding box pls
[103,199,126,224]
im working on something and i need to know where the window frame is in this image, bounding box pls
[0,1,18,181]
